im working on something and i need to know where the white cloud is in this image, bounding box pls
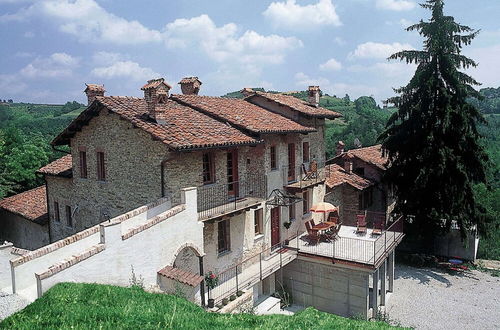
[164,15,303,65]
[91,61,160,81]
[399,18,412,28]
[263,0,341,30]
[350,42,414,60]
[20,52,79,78]
[319,58,342,71]
[465,45,500,88]
[376,0,415,11]
[1,0,162,44]
[348,62,416,78]
[92,51,125,66]
[0,74,28,95]
[334,37,346,46]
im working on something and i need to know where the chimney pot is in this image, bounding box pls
[336,141,345,156]
[308,86,320,106]
[179,77,202,95]
[344,160,353,174]
[84,84,105,106]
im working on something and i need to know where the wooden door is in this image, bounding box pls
[227,150,239,198]
[287,143,296,182]
[271,207,280,246]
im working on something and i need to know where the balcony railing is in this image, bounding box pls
[197,174,266,221]
[281,161,328,190]
[285,215,404,267]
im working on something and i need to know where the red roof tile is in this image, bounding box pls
[179,77,202,84]
[325,164,374,190]
[141,78,172,90]
[249,91,342,119]
[172,94,315,134]
[84,84,105,92]
[38,154,73,177]
[52,96,260,150]
[0,186,48,224]
[157,265,204,287]
[345,145,387,170]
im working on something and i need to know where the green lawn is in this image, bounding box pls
[0,283,399,329]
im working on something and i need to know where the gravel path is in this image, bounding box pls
[0,291,29,321]
[386,264,500,330]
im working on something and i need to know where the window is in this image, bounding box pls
[270,146,277,170]
[54,202,60,222]
[354,167,365,177]
[254,209,263,235]
[303,190,310,215]
[289,204,296,221]
[65,205,73,227]
[302,142,310,163]
[97,151,106,181]
[359,188,373,210]
[218,219,230,254]
[79,150,87,179]
[202,153,215,184]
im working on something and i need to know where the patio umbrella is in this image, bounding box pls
[310,202,337,222]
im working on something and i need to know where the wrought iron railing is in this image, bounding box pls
[281,161,328,188]
[197,173,266,220]
[208,236,300,304]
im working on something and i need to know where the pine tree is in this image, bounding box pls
[379,0,488,239]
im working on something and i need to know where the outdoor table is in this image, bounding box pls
[312,222,336,232]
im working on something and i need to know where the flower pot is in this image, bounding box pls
[230,294,236,301]
[236,290,244,297]
[208,298,215,308]
[222,298,229,305]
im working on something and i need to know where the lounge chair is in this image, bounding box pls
[324,222,342,242]
[302,160,318,181]
[372,216,385,235]
[356,214,367,234]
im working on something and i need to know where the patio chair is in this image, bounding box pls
[356,214,367,234]
[305,220,321,245]
[324,222,342,242]
[302,160,318,181]
[372,216,385,236]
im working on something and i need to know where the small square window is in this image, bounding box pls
[254,209,263,235]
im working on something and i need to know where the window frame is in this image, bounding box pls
[96,151,106,182]
[302,142,310,163]
[54,201,60,222]
[217,219,231,254]
[302,190,310,215]
[270,145,277,170]
[254,208,263,235]
[202,152,216,185]
[289,203,296,222]
[79,148,87,179]
[65,205,73,228]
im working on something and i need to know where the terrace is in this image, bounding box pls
[282,161,329,192]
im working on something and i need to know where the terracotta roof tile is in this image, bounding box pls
[249,91,342,119]
[84,84,105,92]
[0,186,48,224]
[141,78,172,90]
[172,94,316,134]
[38,154,73,177]
[179,77,202,84]
[346,145,387,170]
[325,164,374,190]
[157,265,204,287]
[52,96,260,150]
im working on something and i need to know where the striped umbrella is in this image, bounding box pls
[310,202,337,222]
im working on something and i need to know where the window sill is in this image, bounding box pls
[217,250,231,258]
[254,234,264,242]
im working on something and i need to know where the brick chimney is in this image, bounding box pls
[141,78,172,122]
[179,77,202,95]
[308,86,320,107]
[336,141,345,156]
[344,160,353,174]
[84,84,105,106]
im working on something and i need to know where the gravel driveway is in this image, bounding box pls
[386,264,500,330]
[0,291,29,321]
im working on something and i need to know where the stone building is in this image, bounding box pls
[0,79,404,319]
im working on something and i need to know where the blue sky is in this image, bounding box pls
[1,0,499,104]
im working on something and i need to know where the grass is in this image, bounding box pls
[0,283,399,329]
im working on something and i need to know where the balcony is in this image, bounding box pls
[282,161,328,192]
[285,215,404,268]
[197,174,266,221]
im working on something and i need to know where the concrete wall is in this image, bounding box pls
[0,211,49,250]
[282,258,370,319]
[158,275,201,305]
[9,188,203,301]
[434,228,479,261]
[0,243,13,290]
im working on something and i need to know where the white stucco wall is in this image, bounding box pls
[0,243,13,290]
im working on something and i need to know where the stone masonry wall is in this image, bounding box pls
[0,211,49,251]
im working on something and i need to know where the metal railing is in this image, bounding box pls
[285,215,404,266]
[340,209,393,227]
[208,236,300,304]
[197,173,266,220]
[281,161,328,188]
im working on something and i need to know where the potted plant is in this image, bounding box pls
[230,294,236,301]
[222,297,229,306]
[283,221,292,244]
[236,290,244,297]
[204,271,218,308]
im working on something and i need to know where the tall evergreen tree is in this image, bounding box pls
[379,0,488,239]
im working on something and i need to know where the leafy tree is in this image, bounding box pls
[379,0,488,239]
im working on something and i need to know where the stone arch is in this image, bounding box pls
[170,242,204,275]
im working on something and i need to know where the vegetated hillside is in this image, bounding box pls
[0,283,398,329]
[0,102,85,198]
